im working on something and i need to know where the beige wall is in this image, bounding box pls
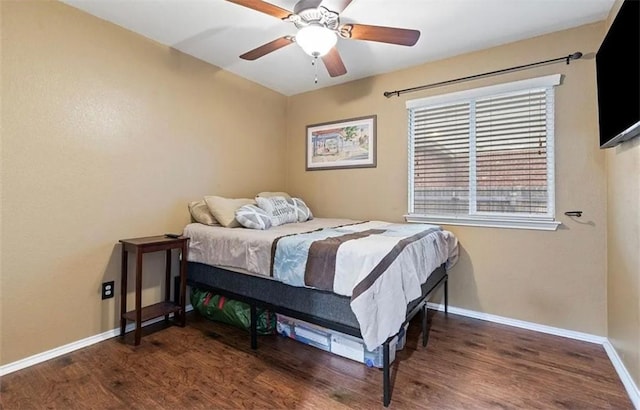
[0,0,4,367]
[286,23,608,335]
[1,1,287,364]
[3,0,636,385]
[607,139,640,387]
[605,0,640,389]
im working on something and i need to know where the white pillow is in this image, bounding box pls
[203,196,255,228]
[256,191,292,200]
[235,205,272,230]
[255,196,298,226]
[188,200,220,226]
[288,197,313,222]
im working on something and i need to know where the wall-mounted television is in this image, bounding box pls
[596,0,639,149]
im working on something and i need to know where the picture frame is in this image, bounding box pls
[306,115,377,171]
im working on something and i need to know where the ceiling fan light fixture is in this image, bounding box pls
[296,24,337,57]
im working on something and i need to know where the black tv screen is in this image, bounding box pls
[596,0,640,149]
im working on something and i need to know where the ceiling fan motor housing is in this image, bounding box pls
[289,0,340,30]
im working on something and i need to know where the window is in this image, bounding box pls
[406,75,561,230]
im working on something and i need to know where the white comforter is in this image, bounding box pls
[183,218,458,350]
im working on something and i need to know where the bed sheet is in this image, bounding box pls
[184,218,355,276]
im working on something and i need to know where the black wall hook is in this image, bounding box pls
[564,211,583,217]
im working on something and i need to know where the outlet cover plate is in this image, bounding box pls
[102,281,115,300]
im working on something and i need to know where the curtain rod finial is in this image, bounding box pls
[567,52,583,64]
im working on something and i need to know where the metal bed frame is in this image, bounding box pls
[184,261,448,407]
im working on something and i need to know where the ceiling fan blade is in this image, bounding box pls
[226,0,291,19]
[320,0,354,13]
[343,24,420,46]
[322,47,347,77]
[240,36,294,60]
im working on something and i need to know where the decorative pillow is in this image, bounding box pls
[256,191,292,200]
[255,196,298,226]
[188,200,219,226]
[235,204,272,230]
[203,196,255,228]
[287,197,313,222]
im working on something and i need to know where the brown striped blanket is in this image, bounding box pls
[270,221,458,349]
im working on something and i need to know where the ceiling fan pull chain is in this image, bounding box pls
[312,56,318,84]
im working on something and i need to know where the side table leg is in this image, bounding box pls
[164,249,171,322]
[120,248,128,338]
[179,242,188,326]
[135,251,143,346]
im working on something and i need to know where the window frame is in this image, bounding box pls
[405,74,562,231]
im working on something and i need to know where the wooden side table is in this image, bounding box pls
[119,235,189,346]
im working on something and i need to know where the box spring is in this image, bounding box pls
[187,261,446,338]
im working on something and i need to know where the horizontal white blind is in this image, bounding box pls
[409,87,552,218]
[475,89,548,215]
[411,102,470,215]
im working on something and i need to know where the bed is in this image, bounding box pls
[183,218,458,406]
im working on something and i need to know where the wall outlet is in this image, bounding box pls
[102,281,115,300]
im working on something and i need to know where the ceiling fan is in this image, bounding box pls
[226,0,421,78]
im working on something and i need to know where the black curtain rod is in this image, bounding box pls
[383,51,583,98]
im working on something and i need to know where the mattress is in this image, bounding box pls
[184,218,458,349]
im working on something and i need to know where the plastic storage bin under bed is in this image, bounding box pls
[276,314,407,368]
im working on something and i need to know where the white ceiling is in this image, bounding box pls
[61,0,614,96]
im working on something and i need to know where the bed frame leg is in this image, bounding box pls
[444,276,449,315]
[250,304,258,350]
[421,303,428,347]
[383,340,391,407]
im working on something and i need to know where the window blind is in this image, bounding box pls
[409,87,553,219]
[410,102,470,215]
[475,90,548,215]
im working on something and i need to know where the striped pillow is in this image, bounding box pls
[255,196,298,226]
[288,198,313,222]
[235,204,272,230]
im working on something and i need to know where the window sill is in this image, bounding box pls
[404,214,562,231]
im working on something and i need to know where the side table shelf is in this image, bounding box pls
[122,302,182,323]
[119,235,189,346]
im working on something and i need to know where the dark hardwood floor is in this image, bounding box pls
[0,311,632,409]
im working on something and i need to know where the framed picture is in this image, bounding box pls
[306,115,377,171]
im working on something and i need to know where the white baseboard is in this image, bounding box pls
[603,339,640,409]
[426,302,606,344]
[0,305,193,377]
[428,302,639,408]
